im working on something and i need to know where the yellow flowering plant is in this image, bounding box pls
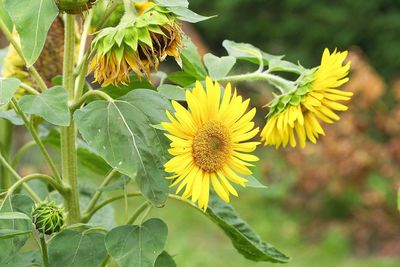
[0,0,352,266]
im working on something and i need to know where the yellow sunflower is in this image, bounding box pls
[261,48,352,148]
[162,78,260,210]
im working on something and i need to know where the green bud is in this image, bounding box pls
[32,201,65,235]
[55,0,97,14]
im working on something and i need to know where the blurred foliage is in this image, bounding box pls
[191,0,400,81]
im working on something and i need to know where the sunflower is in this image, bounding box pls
[88,2,183,87]
[261,48,352,148]
[162,78,260,211]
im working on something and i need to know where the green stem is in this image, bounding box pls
[0,117,12,189]
[7,173,67,199]
[62,14,81,224]
[74,10,93,100]
[0,17,47,91]
[70,89,114,111]
[40,235,49,267]
[81,192,142,223]
[11,99,62,183]
[127,202,150,225]
[217,71,296,94]
[0,152,42,203]
[20,83,40,96]
[83,169,117,216]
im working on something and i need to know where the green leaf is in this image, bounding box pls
[3,0,58,66]
[105,218,168,267]
[0,229,32,239]
[41,128,111,176]
[171,7,214,23]
[74,89,172,206]
[206,195,290,263]
[245,175,268,189]
[2,251,42,267]
[0,78,21,106]
[155,251,177,267]
[4,251,41,267]
[0,0,13,32]
[180,38,207,80]
[158,84,186,101]
[268,58,305,74]
[0,212,31,221]
[222,40,264,66]
[168,71,196,87]
[0,110,24,125]
[0,195,34,265]
[19,86,70,126]
[155,0,189,8]
[101,76,155,99]
[47,228,107,267]
[204,53,236,80]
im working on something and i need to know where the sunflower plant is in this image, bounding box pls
[0,0,352,266]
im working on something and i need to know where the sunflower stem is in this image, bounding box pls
[126,202,151,224]
[40,235,49,267]
[217,71,296,94]
[62,14,81,224]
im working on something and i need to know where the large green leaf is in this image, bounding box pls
[0,78,21,106]
[3,251,42,267]
[19,86,70,126]
[223,40,304,74]
[204,53,236,80]
[0,0,13,32]
[74,89,172,206]
[157,84,186,101]
[0,110,24,125]
[155,0,189,8]
[171,7,213,23]
[47,228,107,267]
[206,195,290,263]
[105,218,168,267]
[41,128,111,176]
[3,0,58,65]
[180,38,207,80]
[155,251,177,267]
[0,195,34,265]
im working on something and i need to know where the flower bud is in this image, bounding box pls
[55,0,97,14]
[32,202,65,235]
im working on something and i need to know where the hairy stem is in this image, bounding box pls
[217,71,296,94]
[11,99,62,183]
[127,202,150,224]
[0,117,12,189]
[61,14,81,224]
[70,89,114,111]
[40,235,49,267]
[0,17,47,91]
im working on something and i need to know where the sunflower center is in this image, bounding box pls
[192,121,232,173]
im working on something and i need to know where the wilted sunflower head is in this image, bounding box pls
[261,49,352,148]
[88,2,184,87]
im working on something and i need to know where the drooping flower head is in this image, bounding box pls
[261,49,352,148]
[88,2,183,87]
[162,78,260,211]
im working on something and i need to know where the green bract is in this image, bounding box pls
[32,202,65,235]
[55,0,97,14]
[266,68,317,119]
